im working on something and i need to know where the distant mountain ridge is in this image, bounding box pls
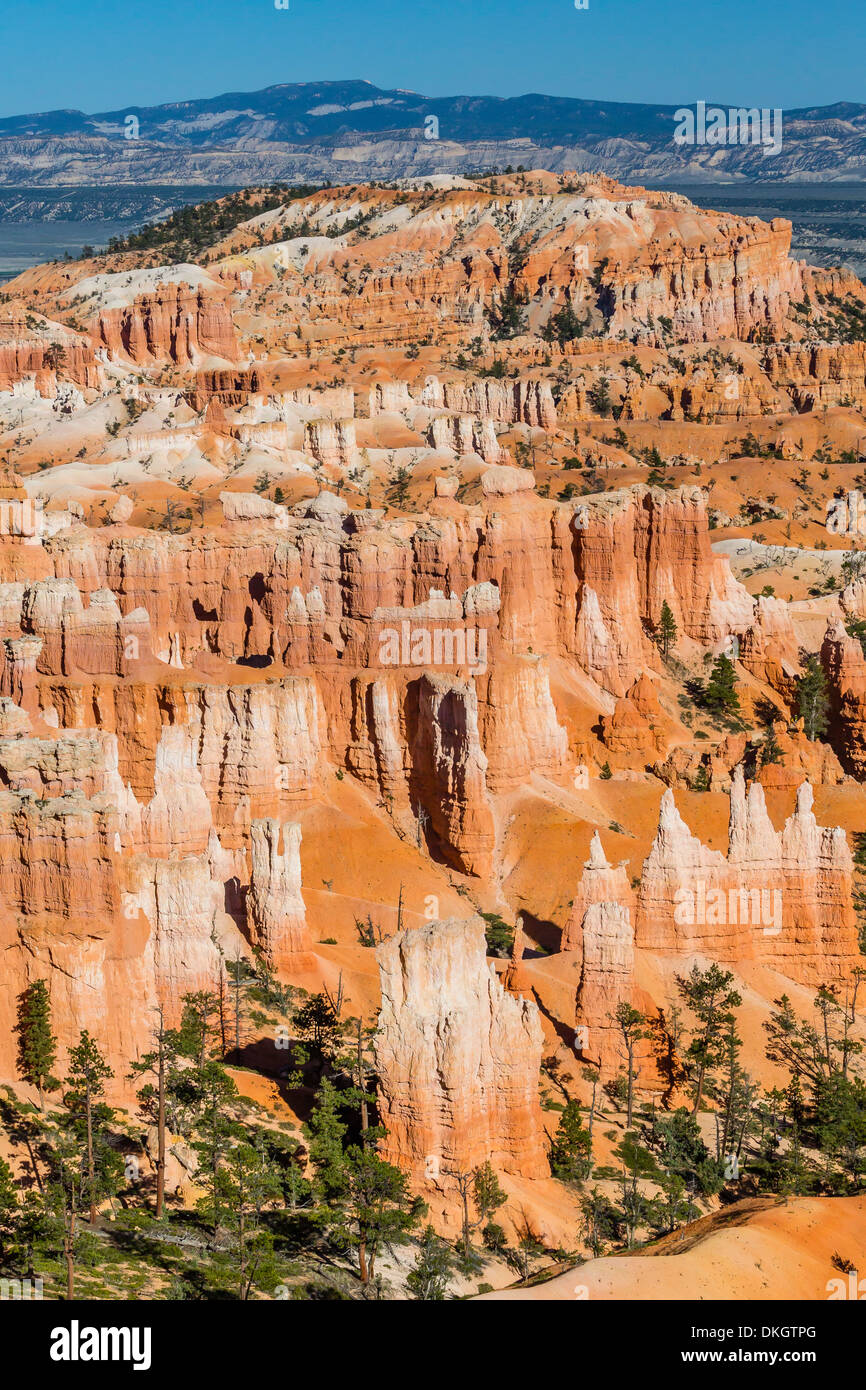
[3,79,866,185]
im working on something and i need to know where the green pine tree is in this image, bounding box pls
[657,600,678,658]
[676,964,742,1116]
[704,653,740,714]
[612,1003,651,1128]
[343,1146,420,1288]
[549,1100,593,1182]
[190,1063,241,1236]
[216,1137,283,1299]
[407,1224,455,1300]
[761,722,784,765]
[795,655,829,741]
[66,1031,115,1225]
[15,980,59,1110]
[455,1160,508,1259]
[0,1156,20,1268]
[307,1076,354,1228]
[588,376,613,418]
[693,762,710,792]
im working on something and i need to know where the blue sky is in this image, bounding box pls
[2,0,863,117]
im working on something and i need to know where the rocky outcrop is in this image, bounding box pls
[182,681,325,846]
[247,819,314,972]
[220,491,289,526]
[570,486,751,696]
[96,284,239,366]
[374,917,548,1183]
[821,620,866,778]
[126,851,230,1007]
[0,769,241,1086]
[562,833,635,1077]
[600,215,803,345]
[302,418,357,470]
[755,721,846,790]
[0,316,101,393]
[410,674,496,878]
[502,915,533,996]
[740,596,801,699]
[654,724,845,793]
[481,462,535,494]
[562,830,634,953]
[369,381,413,415]
[762,342,866,412]
[635,769,859,983]
[439,378,557,430]
[478,656,569,791]
[138,724,214,857]
[428,414,505,463]
[599,673,670,757]
[15,483,748,702]
[6,168,866,1164]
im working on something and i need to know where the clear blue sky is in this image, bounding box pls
[3,0,863,117]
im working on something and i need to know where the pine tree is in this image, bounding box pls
[218,1138,282,1299]
[813,1073,866,1191]
[0,1156,19,1267]
[177,990,220,1069]
[472,1161,507,1235]
[15,980,58,1110]
[588,376,613,418]
[657,600,677,658]
[581,1065,600,1140]
[693,762,710,792]
[643,1105,723,1199]
[455,1160,507,1259]
[580,1185,616,1257]
[676,964,742,1116]
[407,1224,455,1300]
[612,1135,658,1248]
[191,1063,241,1237]
[646,1168,694,1236]
[292,993,343,1079]
[308,1077,351,1204]
[225,954,256,1063]
[795,655,829,741]
[704,653,740,714]
[128,1007,180,1219]
[761,722,784,765]
[343,1146,420,1288]
[44,1126,86,1300]
[611,1003,651,1128]
[549,1100,593,1182]
[66,1031,114,1224]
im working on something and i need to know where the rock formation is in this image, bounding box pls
[635,769,859,984]
[374,917,548,1183]
[563,833,636,1076]
[96,283,239,366]
[600,673,670,757]
[247,819,315,972]
[821,620,866,778]
[411,674,496,878]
